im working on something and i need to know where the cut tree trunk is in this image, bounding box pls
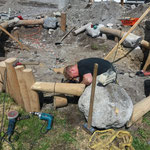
[31,82,85,96]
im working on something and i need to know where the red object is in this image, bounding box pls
[16,62,22,66]
[120,18,139,26]
[17,16,23,20]
[91,24,94,28]
[142,70,150,76]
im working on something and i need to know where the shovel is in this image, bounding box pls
[55,27,75,45]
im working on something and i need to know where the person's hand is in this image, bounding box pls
[81,73,93,85]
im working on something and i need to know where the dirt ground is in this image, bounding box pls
[0,0,150,149]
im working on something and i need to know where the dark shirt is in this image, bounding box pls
[77,58,115,80]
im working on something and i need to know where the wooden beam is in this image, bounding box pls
[104,7,150,61]
[15,66,31,112]
[23,69,40,112]
[17,18,44,26]
[100,27,124,38]
[100,27,150,50]
[73,22,92,35]
[0,18,44,29]
[127,95,150,127]
[31,82,85,96]
[5,58,23,107]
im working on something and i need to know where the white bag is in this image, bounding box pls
[86,24,104,38]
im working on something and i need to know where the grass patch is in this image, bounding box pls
[91,43,99,50]
[132,137,150,150]
[3,93,150,150]
[0,93,78,150]
[131,111,150,150]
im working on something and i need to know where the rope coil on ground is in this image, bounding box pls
[89,129,134,150]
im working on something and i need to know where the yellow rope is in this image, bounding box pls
[89,129,134,150]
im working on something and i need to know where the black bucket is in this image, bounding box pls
[144,80,150,97]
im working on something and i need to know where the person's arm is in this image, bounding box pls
[80,73,93,85]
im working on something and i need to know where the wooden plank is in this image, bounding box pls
[31,82,85,96]
[23,69,40,112]
[5,58,23,107]
[15,66,31,112]
[61,12,66,32]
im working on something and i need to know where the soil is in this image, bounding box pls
[0,0,150,149]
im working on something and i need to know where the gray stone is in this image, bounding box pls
[78,81,133,129]
[123,33,142,48]
[53,12,61,17]
[129,73,135,78]
[43,17,58,29]
[131,4,136,9]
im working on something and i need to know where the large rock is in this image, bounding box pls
[78,81,133,129]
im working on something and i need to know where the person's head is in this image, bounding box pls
[63,64,78,80]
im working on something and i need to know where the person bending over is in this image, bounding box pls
[63,57,115,85]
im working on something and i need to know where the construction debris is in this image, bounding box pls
[0,0,150,149]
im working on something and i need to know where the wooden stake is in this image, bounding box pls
[5,58,23,107]
[0,61,6,92]
[143,52,150,71]
[127,95,150,127]
[104,7,150,61]
[23,69,40,112]
[31,82,85,96]
[61,12,66,32]
[15,66,31,112]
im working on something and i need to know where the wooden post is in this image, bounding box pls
[23,69,40,112]
[15,66,31,112]
[127,95,150,127]
[143,52,150,71]
[5,58,23,107]
[0,61,6,92]
[121,0,124,6]
[61,12,66,32]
